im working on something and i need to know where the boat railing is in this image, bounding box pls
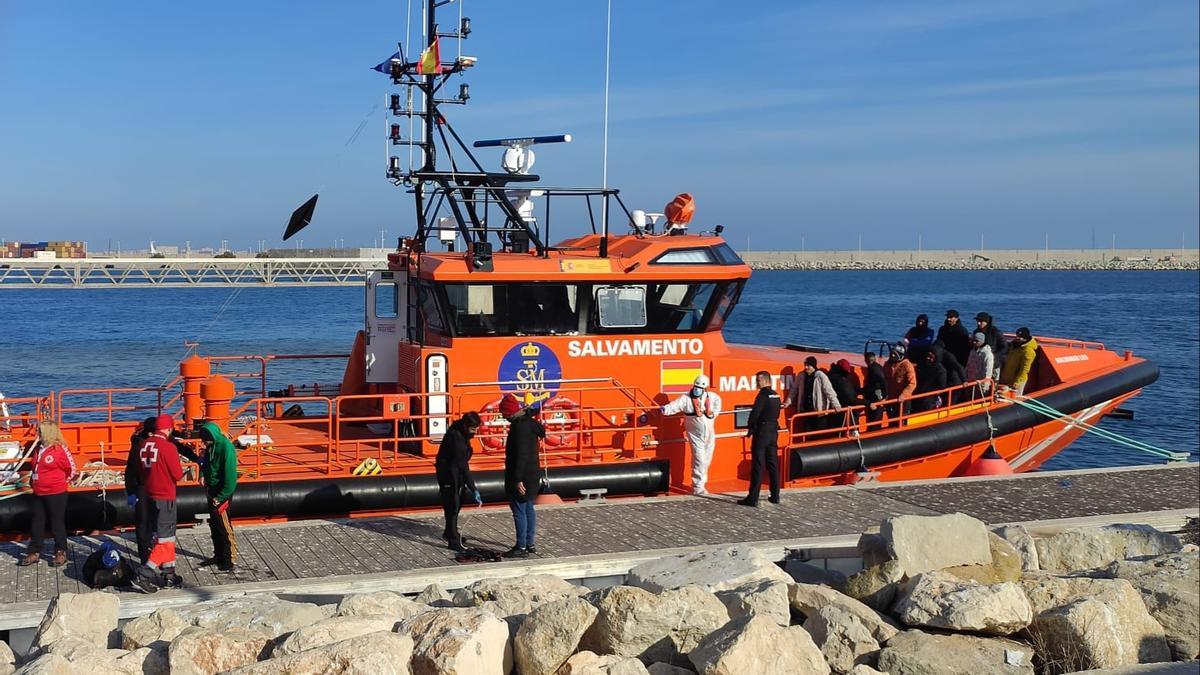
[0,395,53,435]
[1010,334,1107,351]
[785,378,998,446]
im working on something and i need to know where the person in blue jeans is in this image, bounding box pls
[499,393,544,558]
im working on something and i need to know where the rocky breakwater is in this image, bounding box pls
[2,519,1196,675]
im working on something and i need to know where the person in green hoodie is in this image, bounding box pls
[190,422,239,572]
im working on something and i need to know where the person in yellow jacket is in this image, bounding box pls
[1000,327,1039,396]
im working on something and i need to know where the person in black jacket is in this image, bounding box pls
[862,352,888,429]
[435,412,483,552]
[827,359,860,431]
[738,371,782,507]
[903,314,936,364]
[500,394,544,558]
[83,540,135,589]
[913,349,948,413]
[937,309,971,367]
[974,312,1008,378]
[123,417,157,565]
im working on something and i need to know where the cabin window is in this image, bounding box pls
[711,244,744,265]
[590,282,720,333]
[417,282,446,332]
[443,283,580,336]
[374,282,398,318]
[707,281,744,330]
[595,286,647,328]
[653,248,716,265]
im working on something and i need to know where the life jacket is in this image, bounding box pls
[688,392,715,418]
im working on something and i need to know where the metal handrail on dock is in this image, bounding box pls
[0,257,386,288]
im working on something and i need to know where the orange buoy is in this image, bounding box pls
[201,374,237,434]
[964,445,1013,476]
[180,355,212,424]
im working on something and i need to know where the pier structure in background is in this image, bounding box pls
[0,257,386,288]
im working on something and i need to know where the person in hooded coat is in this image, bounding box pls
[180,422,239,572]
[83,540,135,589]
[883,344,917,425]
[913,349,948,413]
[660,374,722,495]
[124,416,157,565]
[827,359,860,430]
[436,412,483,552]
[1000,327,1040,396]
[904,314,936,364]
[861,352,888,428]
[937,309,972,367]
[502,394,544,558]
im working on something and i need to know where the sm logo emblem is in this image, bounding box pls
[498,341,562,406]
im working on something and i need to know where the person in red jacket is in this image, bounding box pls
[131,413,183,592]
[20,422,77,567]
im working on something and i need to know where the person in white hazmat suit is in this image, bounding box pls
[660,375,722,495]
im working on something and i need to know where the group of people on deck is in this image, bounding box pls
[783,310,1041,432]
[18,415,239,595]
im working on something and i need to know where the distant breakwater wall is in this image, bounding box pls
[742,248,1200,271]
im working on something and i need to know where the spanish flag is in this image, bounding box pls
[661,360,704,395]
[417,38,442,75]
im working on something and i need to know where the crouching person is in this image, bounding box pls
[83,540,135,590]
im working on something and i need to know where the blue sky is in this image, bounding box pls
[1,0,1197,251]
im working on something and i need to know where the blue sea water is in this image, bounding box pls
[1,270,1196,470]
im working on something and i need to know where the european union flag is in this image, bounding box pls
[372,50,403,74]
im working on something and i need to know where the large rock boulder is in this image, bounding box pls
[856,532,889,568]
[513,597,597,675]
[788,583,899,643]
[689,614,830,675]
[31,592,121,650]
[892,572,1032,635]
[645,664,694,675]
[455,574,584,618]
[121,608,190,651]
[715,579,791,626]
[168,627,271,675]
[1026,583,1172,672]
[273,616,400,657]
[1035,525,1183,573]
[1109,550,1200,660]
[627,546,793,593]
[335,591,429,620]
[876,630,1035,675]
[880,513,992,577]
[582,585,729,666]
[398,607,512,675]
[992,525,1039,571]
[0,640,13,675]
[225,631,414,675]
[176,595,325,639]
[34,636,126,662]
[843,561,904,612]
[943,533,1023,584]
[558,651,651,675]
[415,584,456,608]
[802,604,880,674]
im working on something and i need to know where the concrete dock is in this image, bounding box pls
[0,463,1195,632]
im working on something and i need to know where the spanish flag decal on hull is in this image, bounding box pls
[661,360,704,395]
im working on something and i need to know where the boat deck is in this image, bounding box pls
[0,463,1195,620]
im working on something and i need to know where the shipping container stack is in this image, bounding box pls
[46,240,87,258]
[0,240,87,258]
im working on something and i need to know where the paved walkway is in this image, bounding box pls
[1,463,1195,605]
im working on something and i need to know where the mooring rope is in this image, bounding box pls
[1009,395,1188,462]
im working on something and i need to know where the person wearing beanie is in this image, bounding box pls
[1000,327,1039,396]
[903,314,936,364]
[436,411,483,552]
[784,356,841,432]
[937,309,971,367]
[659,374,722,495]
[966,331,995,398]
[124,416,157,564]
[861,351,889,429]
[131,413,183,593]
[502,393,544,558]
[974,312,1008,378]
[83,540,135,589]
[883,343,917,425]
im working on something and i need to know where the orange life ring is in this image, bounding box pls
[478,398,509,451]
[540,397,580,447]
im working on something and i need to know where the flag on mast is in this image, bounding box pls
[417,37,442,75]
